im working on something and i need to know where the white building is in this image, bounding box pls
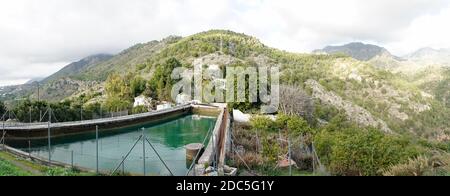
[156,102,172,111]
[176,93,191,105]
[133,95,152,108]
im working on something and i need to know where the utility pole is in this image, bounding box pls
[96,125,99,174]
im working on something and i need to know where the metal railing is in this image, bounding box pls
[186,126,214,176]
[110,128,174,176]
[2,103,218,176]
[2,104,192,129]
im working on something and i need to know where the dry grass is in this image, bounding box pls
[230,152,264,169]
[382,156,432,176]
[382,153,450,176]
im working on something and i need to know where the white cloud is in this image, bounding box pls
[386,6,450,55]
[0,0,449,86]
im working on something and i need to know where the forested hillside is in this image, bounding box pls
[2,30,449,176]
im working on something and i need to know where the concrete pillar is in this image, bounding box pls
[185,143,204,163]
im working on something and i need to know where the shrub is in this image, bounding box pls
[44,167,80,176]
[232,152,264,169]
[262,137,281,164]
[250,116,277,132]
[382,156,433,176]
[314,126,423,176]
[286,116,312,136]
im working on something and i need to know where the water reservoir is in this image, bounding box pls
[11,114,216,176]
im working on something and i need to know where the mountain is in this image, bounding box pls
[405,47,450,67]
[2,30,448,140]
[314,42,401,61]
[0,54,113,102]
[74,36,181,81]
[25,77,44,84]
[3,30,449,176]
[41,54,113,84]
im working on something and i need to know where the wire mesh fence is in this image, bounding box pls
[15,137,189,176]
[5,118,214,176]
[1,106,217,176]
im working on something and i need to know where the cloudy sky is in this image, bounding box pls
[1,0,450,86]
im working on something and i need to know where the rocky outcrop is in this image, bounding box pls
[306,79,393,134]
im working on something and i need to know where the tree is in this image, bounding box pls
[314,123,423,176]
[131,76,147,97]
[286,116,312,136]
[148,58,182,100]
[0,101,6,118]
[279,85,314,123]
[104,73,133,112]
[105,73,132,99]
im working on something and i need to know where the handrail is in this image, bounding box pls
[2,104,192,129]
[186,126,214,176]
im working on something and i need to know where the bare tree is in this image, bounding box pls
[279,85,314,122]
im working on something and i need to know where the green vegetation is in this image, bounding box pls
[43,167,95,176]
[314,116,424,176]
[0,151,95,176]
[2,30,450,176]
[104,73,133,112]
[11,99,103,123]
[381,154,450,176]
[102,58,182,113]
[147,57,182,100]
[0,101,5,116]
[231,114,315,176]
[0,157,31,176]
[232,109,450,176]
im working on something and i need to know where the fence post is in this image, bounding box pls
[312,143,316,173]
[288,138,292,176]
[142,128,146,176]
[122,156,125,176]
[212,133,216,170]
[2,118,5,149]
[71,150,74,169]
[96,125,99,174]
[47,108,51,163]
[28,140,31,159]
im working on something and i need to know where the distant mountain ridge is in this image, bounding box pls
[404,47,450,67]
[0,30,448,140]
[314,42,401,61]
[25,77,44,84]
[41,54,113,83]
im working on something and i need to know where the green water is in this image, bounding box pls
[20,114,216,176]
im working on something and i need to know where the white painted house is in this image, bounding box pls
[176,93,191,105]
[133,95,152,108]
[156,102,172,111]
